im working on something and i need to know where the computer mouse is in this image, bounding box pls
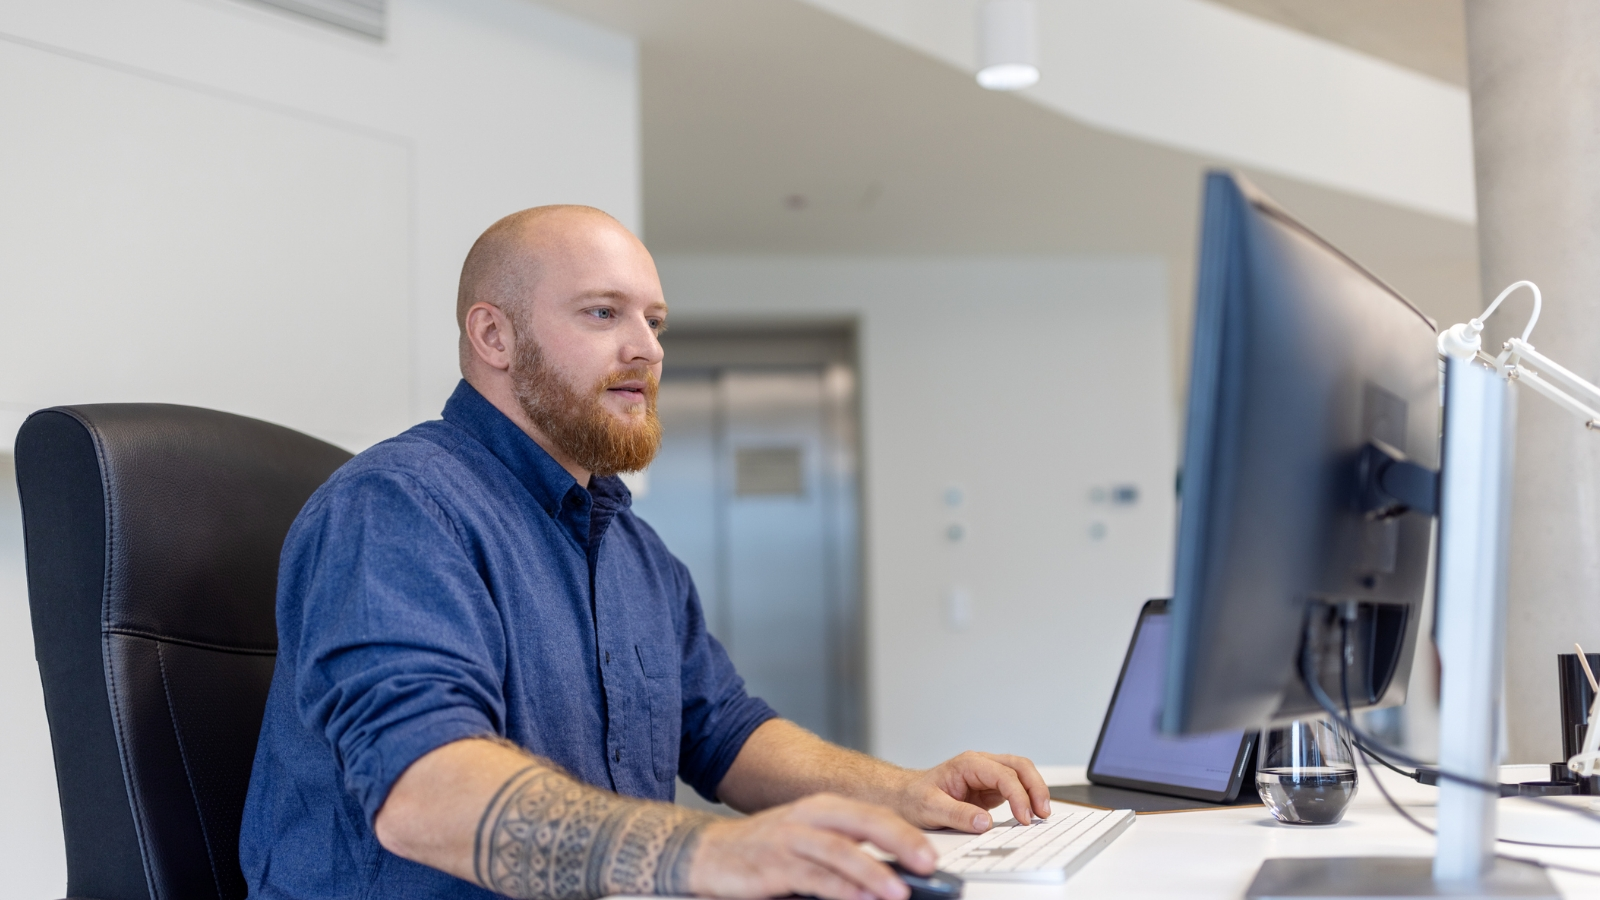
[889,861,963,900]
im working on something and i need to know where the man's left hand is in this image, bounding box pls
[891,751,1053,833]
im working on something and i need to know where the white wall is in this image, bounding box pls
[0,40,415,448]
[0,1,638,893]
[656,255,1176,767]
[0,0,639,442]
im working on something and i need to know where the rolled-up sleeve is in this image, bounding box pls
[672,561,778,801]
[280,469,507,824]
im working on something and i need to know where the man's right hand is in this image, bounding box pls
[688,793,938,900]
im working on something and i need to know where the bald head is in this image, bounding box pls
[456,205,627,339]
[455,205,666,394]
[453,205,668,480]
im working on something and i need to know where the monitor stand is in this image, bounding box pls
[1246,856,1558,899]
[1049,782,1261,814]
[1246,359,1559,900]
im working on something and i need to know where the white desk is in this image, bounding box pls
[928,765,1600,899]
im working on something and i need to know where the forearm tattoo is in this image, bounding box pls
[474,762,714,899]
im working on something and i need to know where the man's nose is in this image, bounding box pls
[623,314,664,365]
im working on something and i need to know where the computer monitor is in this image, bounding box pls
[1162,171,1440,736]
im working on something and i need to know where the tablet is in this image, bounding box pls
[1083,599,1256,803]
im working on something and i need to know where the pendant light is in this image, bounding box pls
[977,0,1040,90]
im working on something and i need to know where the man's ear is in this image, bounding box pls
[464,302,516,373]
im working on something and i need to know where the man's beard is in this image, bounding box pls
[510,331,662,477]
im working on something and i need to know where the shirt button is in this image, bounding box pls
[614,749,621,762]
[605,651,611,665]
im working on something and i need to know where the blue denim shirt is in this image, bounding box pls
[240,380,776,899]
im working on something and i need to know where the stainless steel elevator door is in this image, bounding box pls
[631,360,860,748]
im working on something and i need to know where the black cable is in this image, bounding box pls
[1330,629,1417,781]
[1334,680,1600,831]
[1354,738,1436,833]
[1300,619,1600,826]
[1355,738,1418,779]
[1333,623,1401,777]
[1301,625,1498,794]
[1332,618,1600,860]
[1498,839,1600,852]
[1349,703,1600,851]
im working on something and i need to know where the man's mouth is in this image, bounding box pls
[607,381,648,400]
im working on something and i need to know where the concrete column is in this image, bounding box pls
[1465,0,1600,764]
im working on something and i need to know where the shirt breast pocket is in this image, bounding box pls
[634,644,682,783]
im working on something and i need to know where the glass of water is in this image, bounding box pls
[1256,718,1358,825]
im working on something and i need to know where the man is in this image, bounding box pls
[240,205,1052,900]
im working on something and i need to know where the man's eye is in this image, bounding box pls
[590,308,613,320]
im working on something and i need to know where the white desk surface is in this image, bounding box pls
[628,763,1600,899]
[934,764,1600,899]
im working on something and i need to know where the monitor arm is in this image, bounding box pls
[1429,280,1600,882]
[1264,251,1595,892]
[1438,284,1600,783]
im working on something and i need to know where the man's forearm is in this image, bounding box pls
[716,723,1054,834]
[376,738,715,899]
[715,719,914,813]
[477,761,710,897]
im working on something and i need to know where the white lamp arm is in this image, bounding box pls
[1501,338,1600,428]
[1439,281,1600,430]
[1572,693,1600,779]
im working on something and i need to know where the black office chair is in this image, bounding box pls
[16,405,351,900]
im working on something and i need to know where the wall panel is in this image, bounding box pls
[0,37,413,448]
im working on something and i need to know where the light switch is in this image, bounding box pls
[946,586,973,631]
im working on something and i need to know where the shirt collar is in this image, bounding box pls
[441,379,592,519]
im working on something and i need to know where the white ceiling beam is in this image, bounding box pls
[801,0,1476,223]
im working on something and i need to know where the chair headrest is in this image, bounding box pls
[17,404,353,650]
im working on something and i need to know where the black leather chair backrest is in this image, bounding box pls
[16,405,351,900]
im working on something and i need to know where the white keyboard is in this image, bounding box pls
[936,807,1136,883]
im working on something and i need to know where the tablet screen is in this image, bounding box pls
[1089,610,1247,792]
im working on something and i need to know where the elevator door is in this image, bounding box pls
[630,354,860,748]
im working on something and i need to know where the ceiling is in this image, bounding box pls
[1206,0,1467,86]
[535,0,1481,335]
